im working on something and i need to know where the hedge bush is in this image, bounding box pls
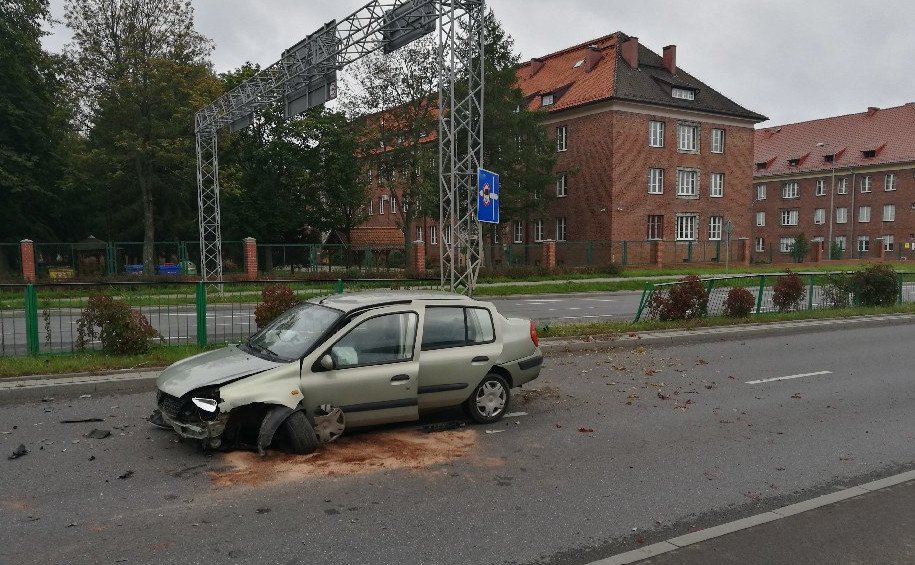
[647,275,708,321]
[772,271,805,312]
[76,294,158,354]
[849,264,898,306]
[723,287,755,317]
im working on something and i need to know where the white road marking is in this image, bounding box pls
[582,298,616,302]
[745,370,832,385]
[559,314,617,320]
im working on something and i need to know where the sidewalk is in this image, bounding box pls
[597,472,915,564]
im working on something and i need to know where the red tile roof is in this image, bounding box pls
[754,103,915,177]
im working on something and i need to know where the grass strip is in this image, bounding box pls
[0,345,218,378]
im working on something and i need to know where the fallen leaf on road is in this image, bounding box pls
[791,393,802,399]
[657,392,669,400]
[578,428,594,433]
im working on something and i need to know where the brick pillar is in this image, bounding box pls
[20,239,36,282]
[412,240,426,274]
[739,238,751,266]
[651,241,664,268]
[243,237,257,280]
[877,240,886,260]
[541,240,556,269]
[814,241,824,263]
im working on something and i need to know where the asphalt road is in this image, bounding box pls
[1,322,913,564]
[0,292,646,354]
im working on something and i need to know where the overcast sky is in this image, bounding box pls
[41,0,915,127]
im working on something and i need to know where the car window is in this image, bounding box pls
[422,306,495,351]
[330,312,418,369]
[246,303,342,361]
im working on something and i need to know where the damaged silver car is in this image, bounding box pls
[154,291,543,454]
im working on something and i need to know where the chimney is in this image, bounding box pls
[529,57,544,78]
[867,106,879,116]
[584,45,603,72]
[662,45,676,75]
[621,36,639,69]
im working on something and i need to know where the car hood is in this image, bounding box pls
[156,344,284,397]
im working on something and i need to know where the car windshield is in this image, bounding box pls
[244,303,343,362]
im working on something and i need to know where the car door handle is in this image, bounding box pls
[472,356,489,363]
[390,374,411,383]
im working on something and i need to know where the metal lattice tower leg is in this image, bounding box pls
[438,0,485,295]
[196,123,224,286]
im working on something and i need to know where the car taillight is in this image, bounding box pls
[530,321,539,347]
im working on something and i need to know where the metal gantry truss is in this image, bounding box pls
[195,0,485,293]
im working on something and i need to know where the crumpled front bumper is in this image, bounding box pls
[159,409,229,442]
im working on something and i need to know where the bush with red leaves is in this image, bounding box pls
[723,286,756,318]
[772,271,806,312]
[647,275,709,321]
[76,294,158,354]
[254,284,299,328]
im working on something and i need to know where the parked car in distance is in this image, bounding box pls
[154,291,544,454]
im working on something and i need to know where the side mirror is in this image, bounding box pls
[320,354,335,371]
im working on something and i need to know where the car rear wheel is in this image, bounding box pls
[464,373,510,424]
[278,411,319,454]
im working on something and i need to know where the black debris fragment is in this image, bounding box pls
[60,418,104,424]
[8,444,28,460]
[421,421,466,433]
[88,455,96,461]
[255,508,271,514]
[117,470,134,480]
[85,429,111,439]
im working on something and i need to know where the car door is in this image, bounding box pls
[416,305,502,410]
[305,310,420,427]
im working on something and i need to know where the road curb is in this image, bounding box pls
[588,469,915,565]
[0,371,159,405]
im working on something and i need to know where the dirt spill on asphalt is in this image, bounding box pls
[0,499,32,511]
[209,429,477,487]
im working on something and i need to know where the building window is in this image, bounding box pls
[885,173,897,191]
[709,173,724,197]
[755,237,765,252]
[443,225,452,245]
[676,169,698,197]
[677,123,699,152]
[782,181,799,199]
[708,216,723,241]
[513,221,523,243]
[556,174,567,197]
[429,225,437,244]
[672,87,695,100]
[816,179,826,196]
[649,121,665,147]
[884,204,896,222]
[492,228,500,244]
[814,208,825,225]
[859,206,871,223]
[415,226,423,242]
[556,217,567,241]
[780,209,799,226]
[542,93,554,107]
[836,178,848,194]
[675,214,698,241]
[857,236,870,252]
[391,197,397,214]
[756,184,767,200]
[834,236,846,251]
[533,219,544,242]
[860,176,872,193]
[883,235,895,251]
[710,129,725,153]
[648,168,664,194]
[779,237,794,254]
[368,199,374,216]
[756,211,766,227]
[556,126,567,152]
[647,215,664,240]
[379,196,386,215]
[836,207,848,224]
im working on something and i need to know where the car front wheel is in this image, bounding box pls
[464,373,510,424]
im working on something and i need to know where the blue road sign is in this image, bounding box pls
[477,168,499,224]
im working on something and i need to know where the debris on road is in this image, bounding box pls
[485,429,506,434]
[79,394,92,399]
[578,427,594,433]
[791,393,802,399]
[117,470,134,480]
[59,418,104,424]
[503,412,528,418]
[147,409,169,429]
[8,444,28,460]
[421,421,466,433]
[255,507,271,514]
[85,429,111,439]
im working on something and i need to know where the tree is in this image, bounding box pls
[789,232,810,263]
[64,0,219,273]
[0,0,69,242]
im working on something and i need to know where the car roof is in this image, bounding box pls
[311,290,476,313]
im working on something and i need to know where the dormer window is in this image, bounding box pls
[671,87,695,100]
[541,93,554,107]
[862,149,876,158]
[756,162,768,170]
[788,158,800,167]
[824,154,835,163]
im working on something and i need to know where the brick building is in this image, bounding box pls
[352,32,766,266]
[751,103,915,261]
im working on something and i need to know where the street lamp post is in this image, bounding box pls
[817,142,837,260]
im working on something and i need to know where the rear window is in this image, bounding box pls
[421,307,495,351]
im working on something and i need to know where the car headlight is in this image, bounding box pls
[191,397,218,413]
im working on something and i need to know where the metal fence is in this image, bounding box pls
[635,271,915,322]
[0,279,438,357]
